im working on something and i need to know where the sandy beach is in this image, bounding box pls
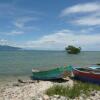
[0,78,100,100]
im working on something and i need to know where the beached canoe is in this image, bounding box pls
[32,65,73,80]
[73,67,100,84]
[88,65,100,70]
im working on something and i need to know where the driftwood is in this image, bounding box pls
[96,63,100,65]
[18,79,39,83]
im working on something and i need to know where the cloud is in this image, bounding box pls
[60,2,100,26]
[0,39,16,46]
[73,14,100,26]
[14,16,38,28]
[0,30,24,35]
[0,1,41,33]
[0,29,100,51]
[60,2,100,16]
[21,29,100,51]
[0,39,9,45]
[0,39,18,47]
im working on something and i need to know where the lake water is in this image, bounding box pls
[0,51,100,84]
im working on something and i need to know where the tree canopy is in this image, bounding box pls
[65,45,81,54]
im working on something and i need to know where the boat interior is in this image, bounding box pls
[76,67,100,73]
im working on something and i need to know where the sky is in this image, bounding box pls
[0,0,100,51]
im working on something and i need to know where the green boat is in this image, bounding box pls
[32,65,73,80]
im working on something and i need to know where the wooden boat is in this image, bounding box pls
[73,67,100,84]
[88,65,100,70]
[32,66,73,80]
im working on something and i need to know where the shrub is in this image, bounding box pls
[46,81,100,99]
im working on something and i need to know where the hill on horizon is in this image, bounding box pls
[0,45,21,51]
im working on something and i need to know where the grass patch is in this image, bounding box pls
[46,81,100,99]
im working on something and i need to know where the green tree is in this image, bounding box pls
[65,45,81,54]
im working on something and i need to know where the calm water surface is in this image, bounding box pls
[0,51,100,84]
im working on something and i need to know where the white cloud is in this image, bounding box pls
[60,2,100,16]
[73,14,100,26]
[0,39,9,45]
[21,29,100,51]
[0,29,24,35]
[7,30,24,35]
[0,2,41,31]
[80,28,94,33]
[14,16,38,28]
[0,39,18,47]
[14,21,24,29]
[0,29,100,51]
[60,2,100,26]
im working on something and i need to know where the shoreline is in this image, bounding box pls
[0,77,100,100]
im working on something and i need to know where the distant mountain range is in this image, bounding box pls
[0,45,21,51]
